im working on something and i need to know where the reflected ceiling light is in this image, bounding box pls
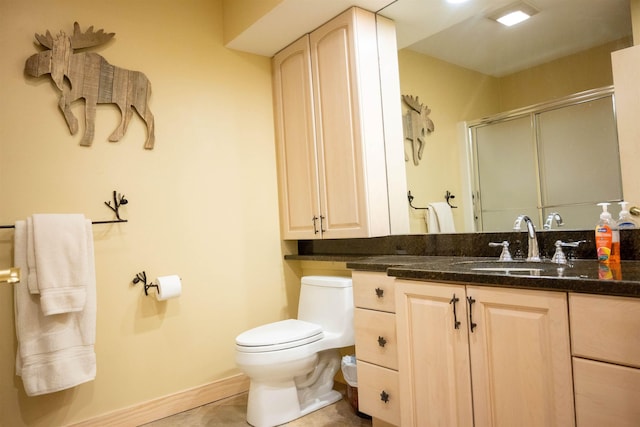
[446,0,470,4]
[489,1,539,27]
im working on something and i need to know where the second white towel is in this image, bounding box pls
[31,214,90,315]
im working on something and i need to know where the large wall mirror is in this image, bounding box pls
[378,0,632,234]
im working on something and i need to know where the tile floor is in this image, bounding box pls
[141,384,372,427]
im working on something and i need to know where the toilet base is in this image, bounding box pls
[299,388,342,416]
[245,350,343,427]
[246,380,342,427]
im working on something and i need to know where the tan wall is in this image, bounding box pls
[499,38,631,111]
[0,0,299,425]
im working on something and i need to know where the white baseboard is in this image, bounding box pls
[69,374,249,427]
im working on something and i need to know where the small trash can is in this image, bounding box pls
[341,355,371,419]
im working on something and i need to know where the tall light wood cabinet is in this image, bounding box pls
[272,36,319,239]
[395,280,575,427]
[272,7,407,240]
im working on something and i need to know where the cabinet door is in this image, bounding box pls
[309,8,389,238]
[395,280,473,427]
[272,36,320,240]
[467,286,574,427]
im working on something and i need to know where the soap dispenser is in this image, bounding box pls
[617,201,638,229]
[595,202,620,263]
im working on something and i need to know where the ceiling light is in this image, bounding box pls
[497,10,531,26]
[446,0,470,4]
[489,1,539,27]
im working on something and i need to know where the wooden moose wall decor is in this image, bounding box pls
[402,95,434,166]
[25,22,155,149]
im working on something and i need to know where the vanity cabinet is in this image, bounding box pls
[352,271,401,426]
[272,7,404,240]
[570,293,640,427]
[395,280,575,427]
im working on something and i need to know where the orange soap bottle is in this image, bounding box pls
[595,202,620,263]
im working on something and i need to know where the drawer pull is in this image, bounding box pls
[375,287,384,298]
[378,336,387,347]
[467,296,477,332]
[449,294,461,329]
[380,390,390,403]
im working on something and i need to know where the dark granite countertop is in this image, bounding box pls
[344,255,640,298]
[285,230,640,298]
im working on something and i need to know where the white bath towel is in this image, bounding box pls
[26,217,39,294]
[426,202,456,233]
[14,219,97,396]
[31,214,89,315]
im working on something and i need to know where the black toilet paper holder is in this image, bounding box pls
[132,271,158,296]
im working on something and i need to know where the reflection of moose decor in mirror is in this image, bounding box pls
[24,22,155,149]
[402,95,434,165]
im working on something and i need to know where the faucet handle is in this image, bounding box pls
[489,241,513,261]
[551,240,586,264]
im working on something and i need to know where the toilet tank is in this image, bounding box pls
[298,276,353,345]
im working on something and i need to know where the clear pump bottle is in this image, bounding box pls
[595,202,620,263]
[617,201,638,229]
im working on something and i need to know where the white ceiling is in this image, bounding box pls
[225,0,632,77]
[379,0,632,76]
[224,0,393,56]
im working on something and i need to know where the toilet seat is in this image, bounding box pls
[236,319,324,353]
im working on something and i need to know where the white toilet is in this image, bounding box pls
[235,275,354,427]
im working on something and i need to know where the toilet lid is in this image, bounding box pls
[236,319,324,352]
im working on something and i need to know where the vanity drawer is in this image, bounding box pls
[570,293,640,368]
[352,271,395,312]
[357,360,400,426]
[573,357,640,427]
[354,308,398,370]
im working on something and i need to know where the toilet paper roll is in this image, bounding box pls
[155,275,182,301]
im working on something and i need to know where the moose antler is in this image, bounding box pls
[34,22,114,50]
[402,95,425,114]
[34,30,55,49]
[70,22,115,49]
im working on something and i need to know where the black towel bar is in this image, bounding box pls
[0,190,129,228]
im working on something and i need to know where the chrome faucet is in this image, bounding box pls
[513,215,540,262]
[544,212,564,230]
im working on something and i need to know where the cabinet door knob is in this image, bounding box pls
[378,336,387,347]
[375,287,384,298]
[380,390,390,403]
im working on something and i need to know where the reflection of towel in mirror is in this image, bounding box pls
[426,202,456,233]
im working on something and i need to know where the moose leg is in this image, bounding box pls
[410,111,422,165]
[58,94,79,135]
[80,100,97,146]
[108,104,131,142]
[141,108,155,150]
